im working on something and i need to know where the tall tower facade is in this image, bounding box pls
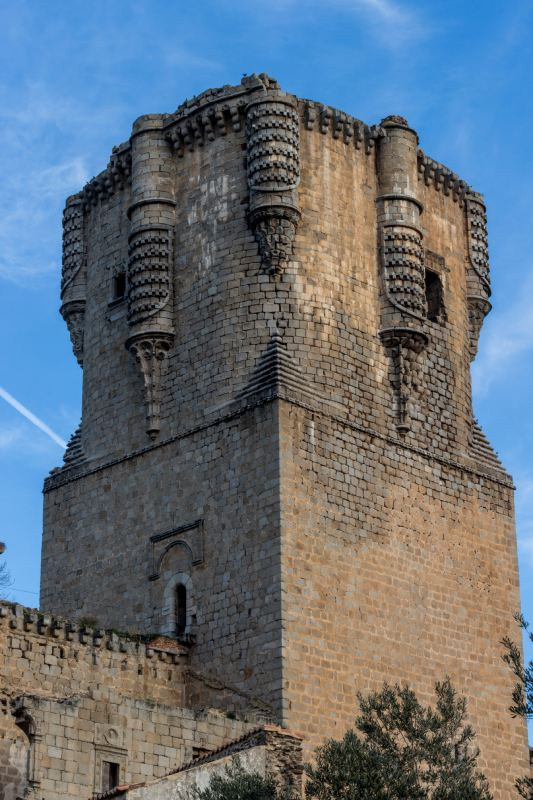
[41,74,528,794]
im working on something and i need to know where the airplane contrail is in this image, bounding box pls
[0,386,67,449]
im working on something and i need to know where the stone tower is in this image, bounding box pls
[41,74,528,794]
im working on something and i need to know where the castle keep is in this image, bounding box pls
[0,74,529,798]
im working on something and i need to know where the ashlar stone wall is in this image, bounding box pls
[38,74,529,798]
[0,602,253,800]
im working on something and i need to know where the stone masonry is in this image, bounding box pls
[25,72,529,796]
[0,601,272,799]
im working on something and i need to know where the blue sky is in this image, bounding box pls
[0,0,532,718]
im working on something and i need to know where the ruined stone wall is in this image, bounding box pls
[0,603,252,800]
[124,727,303,800]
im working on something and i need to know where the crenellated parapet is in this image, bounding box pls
[302,100,385,153]
[417,150,470,205]
[0,601,190,661]
[80,142,132,209]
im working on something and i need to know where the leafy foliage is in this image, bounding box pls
[501,615,533,721]
[501,615,533,799]
[305,679,492,800]
[193,758,282,800]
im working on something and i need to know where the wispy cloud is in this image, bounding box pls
[472,272,533,397]
[353,0,408,23]
[0,157,87,285]
[335,0,428,46]
[0,387,66,449]
[0,80,122,287]
[0,426,23,451]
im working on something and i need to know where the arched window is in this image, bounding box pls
[175,583,187,637]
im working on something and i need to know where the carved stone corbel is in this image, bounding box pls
[379,328,428,434]
[60,299,86,366]
[467,295,492,361]
[126,333,174,440]
[248,205,301,276]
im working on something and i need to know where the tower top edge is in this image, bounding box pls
[67,72,483,210]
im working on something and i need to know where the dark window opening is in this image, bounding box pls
[425,269,445,323]
[175,583,187,637]
[102,761,120,792]
[113,272,126,300]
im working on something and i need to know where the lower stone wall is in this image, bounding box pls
[120,727,303,800]
[0,602,254,800]
[12,691,250,799]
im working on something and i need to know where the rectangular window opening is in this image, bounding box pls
[113,272,126,300]
[102,761,120,792]
[425,269,445,323]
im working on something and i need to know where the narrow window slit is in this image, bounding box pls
[425,269,445,323]
[175,583,187,637]
[113,272,126,300]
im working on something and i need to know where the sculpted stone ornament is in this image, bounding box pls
[60,196,87,367]
[467,295,492,361]
[465,194,491,362]
[126,334,173,440]
[248,206,300,276]
[379,328,427,434]
[245,89,301,276]
[60,299,86,366]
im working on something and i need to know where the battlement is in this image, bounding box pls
[1,602,190,656]
[0,601,188,710]
[73,74,482,219]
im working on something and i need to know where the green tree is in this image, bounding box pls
[193,758,282,800]
[305,679,492,800]
[502,616,533,799]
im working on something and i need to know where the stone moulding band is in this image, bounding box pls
[382,220,423,236]
[127,223,174,243]
[43,391,514,495]
[127,197,177,219]
[251,179,301,192]
[376,193,424,213]
[150,520,203,545]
